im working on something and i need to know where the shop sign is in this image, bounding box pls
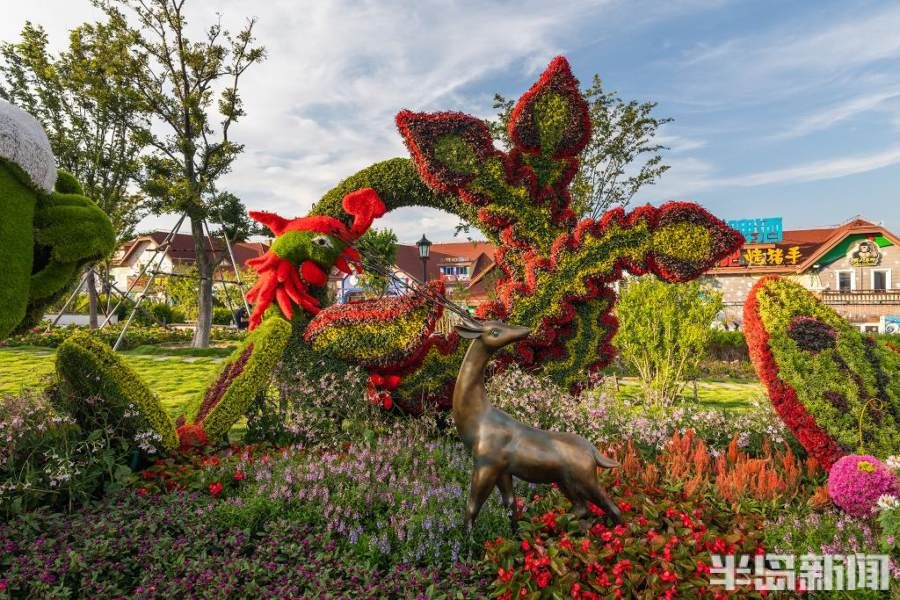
[847,239,881,267]
[727,218,783,244]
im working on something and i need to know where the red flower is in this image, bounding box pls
[208,482,223,496]
[539,511,557,531]
[696,560,711,576]
[535,570,551,589]
[497,568,513,583]
[660,570,678,583]
[136,487,148,497]
[521,539,531,552]
[233,471,246,481]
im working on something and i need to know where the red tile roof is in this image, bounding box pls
[113,232,268,269]
[393,244,453,282]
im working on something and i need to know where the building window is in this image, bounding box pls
[837,271,854,292]
[871,269,890,291]
[440,265,470,278]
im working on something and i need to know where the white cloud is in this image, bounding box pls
[715,145,900,188]
[676,4,900,105]
[639,144,900,202]
[770,88,900,140]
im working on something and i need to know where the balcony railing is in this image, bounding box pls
[819,290,900,305]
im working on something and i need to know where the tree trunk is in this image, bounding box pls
[86,267,99,329]
[191,217,213,348]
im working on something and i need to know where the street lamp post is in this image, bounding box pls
[417,234,432,283]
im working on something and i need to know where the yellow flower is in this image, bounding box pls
[857,460,875,473]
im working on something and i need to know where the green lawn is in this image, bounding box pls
[1,346,765,419]
[0,346,225,416]
[602,376,764,412]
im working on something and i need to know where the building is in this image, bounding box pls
[707,217,900,332]
[332,240,498,309]
[110,232,268,293]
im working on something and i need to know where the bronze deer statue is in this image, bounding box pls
[452,318,622,532]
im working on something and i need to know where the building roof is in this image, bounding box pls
[112,232,268,269]
[430,241,496,262]
[708,217,900,275]
[393,244,454,282]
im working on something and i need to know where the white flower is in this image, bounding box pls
[875,494,899,512]
[885,455,900,474]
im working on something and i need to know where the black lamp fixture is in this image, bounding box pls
[416,234,432,283]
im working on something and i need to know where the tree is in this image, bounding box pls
[95,0,265,347]
[488,74,671,219]
[614,277,722,406]
[355,228,398,296]
[0,18,152,327]
[208,191,260,244]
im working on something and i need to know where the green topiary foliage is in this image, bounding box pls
[744,276,900,468]
[0,162,35,339]
[0,162,116,336]
[56,331,178,452]
[24,172,117,328]
[183,315,292,446]
[0,101,116,339]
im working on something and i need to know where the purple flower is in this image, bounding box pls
[827,455,900,517]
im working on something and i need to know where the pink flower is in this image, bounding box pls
[827,455,900,517]
[0,579,7,592]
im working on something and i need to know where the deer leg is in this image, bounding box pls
[496,471,518,534]
[571,498,591,532]
[586,482,623,524]
[465,465,499,531]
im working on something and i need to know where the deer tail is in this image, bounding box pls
[592,446,620,469]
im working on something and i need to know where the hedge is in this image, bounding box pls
[56,331,178,452]
[1,324,245,350]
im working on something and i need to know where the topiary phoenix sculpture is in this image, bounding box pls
[55,57,744,452]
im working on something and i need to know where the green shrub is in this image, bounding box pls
[707,329,748,361]
[0,162,35,339]
[615,278,722,405]
[56,331,178,452]
[212,306,234,326]
[129,302,185,326]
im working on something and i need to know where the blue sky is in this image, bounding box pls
[3,0,899,241]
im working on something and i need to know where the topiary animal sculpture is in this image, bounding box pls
[55,187,388,450]
[295,56,743,411]
[55,56,744,450]
[744,276,899,470]
[0,99,116,339]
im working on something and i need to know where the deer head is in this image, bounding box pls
[454,318,531,351]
